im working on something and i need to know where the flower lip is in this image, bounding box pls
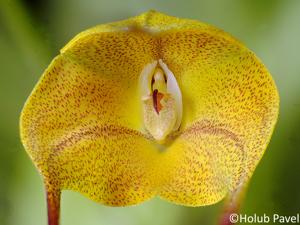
[140,59,182,141]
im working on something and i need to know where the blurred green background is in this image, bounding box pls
[0,0,300,225]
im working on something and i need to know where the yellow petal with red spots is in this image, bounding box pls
[158,27,279,205]
[20,54,162,206]
[20,11,279,218]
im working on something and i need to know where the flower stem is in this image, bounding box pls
[46,185,61,225]
[219,183,248,225]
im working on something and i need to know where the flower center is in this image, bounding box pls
[140,59,182,142]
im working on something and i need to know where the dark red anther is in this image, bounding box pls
[153,89,164,114]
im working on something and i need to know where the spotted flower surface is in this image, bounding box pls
[20,10,279,224]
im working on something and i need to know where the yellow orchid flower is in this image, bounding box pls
[20,11,279,225]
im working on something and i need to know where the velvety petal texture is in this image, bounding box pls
[20,10,279,209]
